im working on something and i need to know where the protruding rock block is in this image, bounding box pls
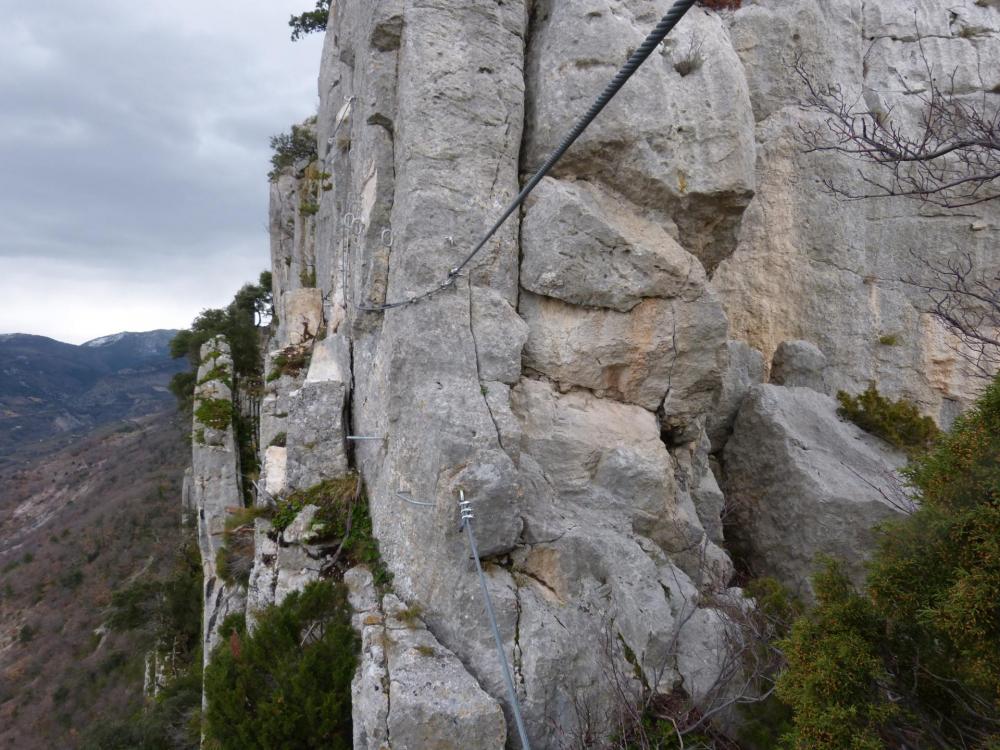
[521,177,703,312]
[285,380,349,491]
[279,288,324,346]
[707,341,766,451]
[723,384,908,599]
[769,339,829,394]
[520,290,727,434]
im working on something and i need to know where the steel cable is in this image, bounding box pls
[357,0,699,312]
[459,492,532,750]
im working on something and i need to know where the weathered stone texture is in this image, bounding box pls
[250,0,1000,744]
[346,567,508,750]
[723,384,909,599]
[190,338,244,668]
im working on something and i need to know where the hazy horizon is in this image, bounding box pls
[0,0,324,345]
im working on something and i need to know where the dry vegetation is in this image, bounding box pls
[0,410,188,749]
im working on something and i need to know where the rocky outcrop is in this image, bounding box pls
[309,1,750,744]
[189,338,244,669]
[228,0,1000,744]
[769,340,830,394]
[346,567,508,750]
[723,384,909,599]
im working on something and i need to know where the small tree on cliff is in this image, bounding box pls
[794,47,1000,373]
[168,271,272,409]
[288,0,330,41]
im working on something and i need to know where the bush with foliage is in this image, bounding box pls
[266,345,311,382]
[193,398,233,431]
[774,375,1000,749]
[203,580,357,750]
[216,507,272,587]
[288,0,330,41]
[168,271,271,403]
[837,385,940,453]
[268,123,318,180]
[271,475,392,589]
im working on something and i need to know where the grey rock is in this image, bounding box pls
[346,567,508,750]
[520,177,704,312]
[281,504,321,545]
[190,337,245,665]
[305,333,352,388]
[520,290,728,433]
[723,384,909,599]
[285,380,349,491]
[770,340,829,394]
[707,341,766,451]
[470,286,528,385]
[525,4,756,266]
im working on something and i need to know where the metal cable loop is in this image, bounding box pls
[357,0,698,313]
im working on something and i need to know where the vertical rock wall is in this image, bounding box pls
[250,0,1000,745]
[189,338,244,673]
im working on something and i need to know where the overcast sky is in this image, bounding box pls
[0,0,324,344]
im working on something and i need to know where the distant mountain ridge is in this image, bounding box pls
[0,329,185,462]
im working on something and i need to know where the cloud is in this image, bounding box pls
[0,0,324,343]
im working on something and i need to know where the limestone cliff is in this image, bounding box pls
[192,1,999,747]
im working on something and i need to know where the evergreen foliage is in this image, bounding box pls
[775,376,1000,748]
[203,581,357,750]
[836,385,940,453]
[168,271,272,407]
[288,1,330,42]
[193,398,233,431]
[268,123,318,180]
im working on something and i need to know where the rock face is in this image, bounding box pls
[346,567,508,750]
[712,0,999,425]
[189,338,244,669]
[229,0,1000,744]
[723,384,909,598]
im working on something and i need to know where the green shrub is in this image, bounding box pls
[837,385,940,453]
[272,476,391,589]
[268,432,287,448]
[194,398,233,431]
[266,346,311,382]
[267,123,317,180]
[217,507,272,587]
[778,376,1000,748]
[203,580,357,749]
[198,364,232,388]
[776,560,894,749]
[877,333,900,346]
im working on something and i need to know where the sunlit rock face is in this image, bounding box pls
[246,0,1000,744]
[714,0,998,426]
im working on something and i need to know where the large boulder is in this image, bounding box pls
[284,380,349,491]
[723,384,909,598]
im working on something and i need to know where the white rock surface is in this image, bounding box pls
[245,0,1000,744]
